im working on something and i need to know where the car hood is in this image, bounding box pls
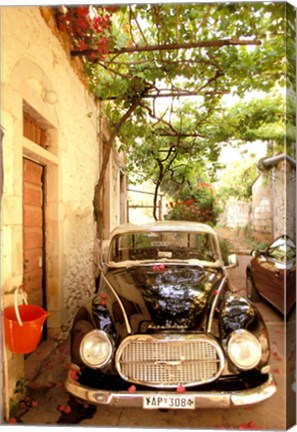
[101,265,223,333]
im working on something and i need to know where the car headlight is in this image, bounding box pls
[79,330,113,369]
[227,329,262,370]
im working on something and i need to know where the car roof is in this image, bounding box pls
[109,221,218,238]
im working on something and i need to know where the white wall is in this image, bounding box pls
[1,6,101,410]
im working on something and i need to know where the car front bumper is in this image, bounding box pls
[65,372,277,409]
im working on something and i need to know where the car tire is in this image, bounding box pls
[246,272,261,302]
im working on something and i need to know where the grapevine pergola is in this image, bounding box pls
[55,3,294,230]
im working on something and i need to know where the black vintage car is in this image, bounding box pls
[65,221,276,410]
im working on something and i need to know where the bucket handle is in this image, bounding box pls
[14,285,28,327]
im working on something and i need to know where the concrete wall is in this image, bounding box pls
[0,6,126,414]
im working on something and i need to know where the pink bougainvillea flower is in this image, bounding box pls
[58,405,66,412]
[100,299,107,306]
[105,5,119,13]
[8,418,17,424]
[197,182,214,190]
[159,264,165,271]
[77,6,89,16]
[64,405,72,414]
[153,265,159,272]
[94,16,102,25]
[176,385,186,394]
[58,21,67,32]
[247,421,257,429]
[184,199,194,206]
[245,404,253,411]
[100,292,107,299]
[128,385,136,393]
[70,370,79,381]
[76,17,88,31]
[272,351,282,361]
[79,39,87,50]
[214,290,220,296]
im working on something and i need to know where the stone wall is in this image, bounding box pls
[219,198,251,228]
[219,159,295,244]
[1,6,126,413]
[1,4,100,330]
[251,175,273,241]
[251,160,296,242]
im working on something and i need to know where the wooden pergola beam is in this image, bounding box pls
[71,38,261,57]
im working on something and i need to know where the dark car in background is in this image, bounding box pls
[65,221,276,410]
[246,235,296,315]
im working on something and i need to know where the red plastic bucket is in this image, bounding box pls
[3,304,49,354]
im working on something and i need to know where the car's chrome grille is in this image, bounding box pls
[116,334,224,388]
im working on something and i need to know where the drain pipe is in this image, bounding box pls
[257,153,296,171]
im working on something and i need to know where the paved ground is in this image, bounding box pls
[5,247,296,430]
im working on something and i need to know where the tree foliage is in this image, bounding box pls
[55,2,295,229]
[216,159,259,202]
[208,92,287,148]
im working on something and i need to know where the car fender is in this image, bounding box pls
[218,291,270,368]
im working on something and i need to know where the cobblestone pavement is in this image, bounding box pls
[5,253,296,430]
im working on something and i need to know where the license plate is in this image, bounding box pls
[143,395,195,409]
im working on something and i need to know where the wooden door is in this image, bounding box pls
[23,158,45,309]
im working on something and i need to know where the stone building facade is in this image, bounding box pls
[251,156,296,242]
[218,155,295,245]
[1,6,127,418]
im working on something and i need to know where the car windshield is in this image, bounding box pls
[267,237,296,263]
[108,230,220,264]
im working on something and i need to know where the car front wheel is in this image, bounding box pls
[246,272,261,302]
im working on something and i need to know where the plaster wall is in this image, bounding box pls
[1,6,101,410]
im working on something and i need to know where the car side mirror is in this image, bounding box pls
[251,250,261,258]
[226,254,238,269]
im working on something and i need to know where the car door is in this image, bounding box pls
[251,250,285,313]
[284,238,296,313]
